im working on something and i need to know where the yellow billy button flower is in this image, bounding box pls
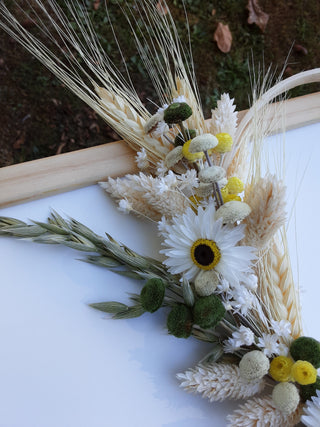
[269,356,294,382]
[223,194,241,203]
[291,360,317,385]
[220,186,229,202]
[214,132,233,153]
[190,239,221,271]
[182,139,204,162]
[226,177,244,194]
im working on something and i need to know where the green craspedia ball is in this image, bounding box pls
[290,336,320,368]
[193,294,225,329]
[163,102,192,124]
[300,376,320,401]
[140,278,165,313]
[167,304,193,338]
[174,129,196,146]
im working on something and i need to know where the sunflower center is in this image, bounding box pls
[191,239,221,271]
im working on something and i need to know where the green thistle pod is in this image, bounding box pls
[290,336,320,368]
[174,129,196,146]
[164,102,192,124]
[167,304,193,338]
[140,278,165,313]
[193,294,225,329]
[300,376,320,402]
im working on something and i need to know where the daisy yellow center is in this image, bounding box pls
[191,239,221,270]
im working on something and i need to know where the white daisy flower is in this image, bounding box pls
[158,204,256,284]
[257,333,280,357]
[301,389,320,427]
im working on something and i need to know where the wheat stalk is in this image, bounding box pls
[255,234,302,340]
[0,1,203,161]
[224,68,320,178]
[95,86,170,164]
[0,212,169,278]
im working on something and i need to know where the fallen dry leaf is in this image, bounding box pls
[294,44,308,55]
[247,0,269,32]
[13,132,26,150]
[213,23,232,53]
[156,0,168,16]
[93,0,101,11]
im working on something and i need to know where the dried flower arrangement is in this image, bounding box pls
[1,1,320,425]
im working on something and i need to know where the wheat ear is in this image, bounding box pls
[95,87,170,164]
[256,234,302,340]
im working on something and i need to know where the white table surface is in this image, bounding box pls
[0,122,320,427]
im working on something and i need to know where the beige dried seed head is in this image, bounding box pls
[143,113,163,133]
[239,350,270,382]
[198,165,226,183]
[165,146,183,168]
[194,270,220,296]
[215,201,251,224]
[196,182,213,197]
[272,382,300,415]
[189,133,218,153]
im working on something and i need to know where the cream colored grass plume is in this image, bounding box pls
[0,0,203,163]
[227,396,303,427]
[177,363,265,402]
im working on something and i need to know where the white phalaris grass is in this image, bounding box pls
[210,93,238,140]
[101,172,191,221]
[227,396,303,427]
[177,362,265,402]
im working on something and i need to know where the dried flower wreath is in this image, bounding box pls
[1,1,320,425]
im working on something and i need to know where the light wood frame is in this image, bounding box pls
[0,92,319,208]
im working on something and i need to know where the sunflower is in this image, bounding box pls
[159,204,255,285]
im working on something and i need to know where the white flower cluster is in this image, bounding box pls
[216,275,259,316]
[224,325,255,353]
